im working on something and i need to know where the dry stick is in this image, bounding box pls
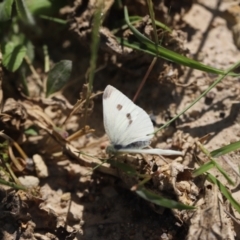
[63,91,102,126]
[8,146,24,171]
[0,134,24,186]
[66,125,95,142]
[3,157,22,186]
[0,131,28,171]
[133,0,159,102]
[24,55,42,88]
[224,210,240,225]
[133,57,157,102]
[43,45,50,94]
[65,197,72,228]
[43,45,50,73]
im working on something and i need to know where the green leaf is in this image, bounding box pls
[24,128,38,136]
[46,60,72,97]
[207,173,240,213]
[211,140,240,157]
[12,33,35,62]
[3,42,26,72]
[15,0,35,25]
[0,0,14,22]
[25,0,66,16]
[136,187,195,209]
[25,39,35,62]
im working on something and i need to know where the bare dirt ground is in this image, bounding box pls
[1,0,240,239]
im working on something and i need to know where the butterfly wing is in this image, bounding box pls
[103,85,154,148]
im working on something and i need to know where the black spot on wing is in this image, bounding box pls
[117,104,122,110]
[103,85,114,99]
[126,113,132,125]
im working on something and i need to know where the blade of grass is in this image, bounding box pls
[213,158,235,185]
[136,187,195,209]
[193,159,234,185]
[88,3,102,93]
[146,0,158,53]
[40,15,67,25]
[20,68,29,96]
[211,140,240,157]
[84,0,103,124]
[123,6,239,76]
[0,178,27,190]
[112,16,171,34]
[154,60,240,133]
[194,142,235,185]
[193,161,215,177]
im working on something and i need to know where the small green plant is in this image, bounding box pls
[0,0,71,97]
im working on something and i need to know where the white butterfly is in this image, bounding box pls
[103,85,182,156]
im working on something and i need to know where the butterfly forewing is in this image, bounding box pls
[103,85,154,148]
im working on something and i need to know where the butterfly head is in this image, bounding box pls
[106,145,118,154]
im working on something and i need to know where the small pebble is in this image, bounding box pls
[18,175,39,187]
[33,154,49,178]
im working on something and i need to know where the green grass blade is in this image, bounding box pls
[146,0,158,54]
[0,178,27,190]
[213,159,235,185]
[40,15,66,24]
[193,159,234,185]
[88,1,103,93]
[207,173,240,213]
[211,140,240,157]
[194,142,235,185]
[154,60,240,133]
[112,16,171,34]
[84,0,103,124]
[123,6,239,76]
[136,187,195,209]
[20,67,29,96]
[193,161,215,177]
